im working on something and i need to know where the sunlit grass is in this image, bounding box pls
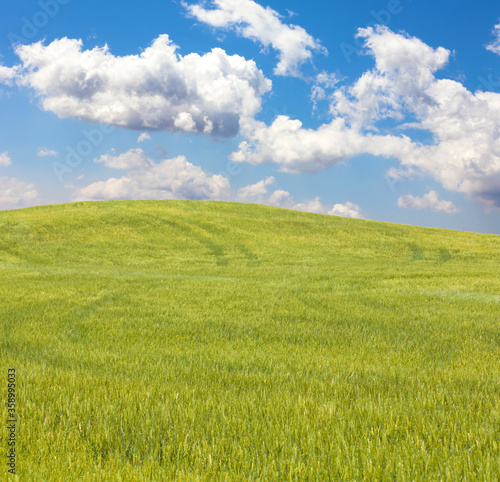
[1,200,499,480]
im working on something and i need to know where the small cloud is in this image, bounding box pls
[486,23,500,55]
[0,151,11,167]
[315,72,340,89]
[236,176,365,218]
[236,176,275,203]
[0,65,18,86]
[311,72,340,111]
[0,176,38,210]
[95,148,153,170]
[294,197,365,218]
[398,190,459,214]
[137,132,151,143]
[328,201,365,219]
[37,147,58,157]
[267,189,293,207]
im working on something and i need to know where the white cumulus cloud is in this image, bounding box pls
[236,176,275,203]
[73,148,231,202]
[236,176,365,218]
[331,26,450,129]
[13,35,271,137]
[231,115,413,173]
[293,198,365,218]
[311,72,340,111]
[0,177,38,210]
[486,23,500,55]
[231,26,500,209]
[184,0,326,76]
[37,147,58,157]
[0,152,12,167]
[328,201,366,218]
[73,148,365,218]
[137,132,151,142]
[0,154,38,210]
[398,190,459,214]
[267,188,294,208]
[95,149,153,170]
[347,27,500,209]
[0,65,17,86]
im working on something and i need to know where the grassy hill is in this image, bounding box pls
[1,200,500,480]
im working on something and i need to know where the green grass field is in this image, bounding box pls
[1,200,499,480]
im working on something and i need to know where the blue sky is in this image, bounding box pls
[1,0,500,233]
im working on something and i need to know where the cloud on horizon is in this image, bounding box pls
[398,190,459,214]
[0,177,38,210]
[235,176,365,218]
[73,149,231,202]
[0,153,38,210]
[73,149,363,218]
